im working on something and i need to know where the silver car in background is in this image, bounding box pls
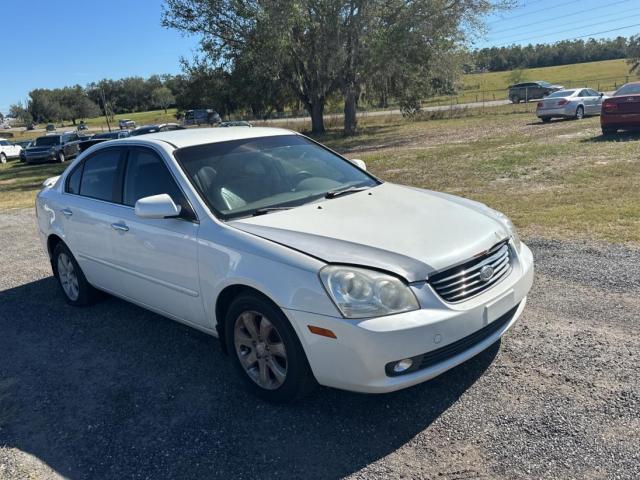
[536,88,607,123]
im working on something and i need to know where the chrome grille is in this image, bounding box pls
[429,241,512,303]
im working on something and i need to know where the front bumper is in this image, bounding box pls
[25,153,56,163]
[285,241,534,393]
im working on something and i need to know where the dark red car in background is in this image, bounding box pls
[601,82,640,136]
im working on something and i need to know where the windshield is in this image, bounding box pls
[615,83,640,96]
[175,134,378,219]
[35,136,60,146]
[547,90,575,98]
[538,81,553,87]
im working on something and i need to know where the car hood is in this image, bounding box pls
[230,183,511,282]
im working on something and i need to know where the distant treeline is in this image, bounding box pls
[472,37,630,72]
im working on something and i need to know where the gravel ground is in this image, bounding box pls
[0,209,638,480]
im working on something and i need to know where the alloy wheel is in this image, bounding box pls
[57,252,79,301]
[233,310,288,390]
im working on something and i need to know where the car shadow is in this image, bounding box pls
[0,277,499,479]
[581,130,640,143]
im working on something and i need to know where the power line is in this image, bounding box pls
[498,12,640,44]
[488,0,633,36]
[492,23,640,48]
[488,0,583,25]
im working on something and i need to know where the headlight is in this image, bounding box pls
[495,211,522,252]
[320,265,419,319]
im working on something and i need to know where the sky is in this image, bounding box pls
[0,0,200,114]
[2,0,639,115]
[476,0,640,49]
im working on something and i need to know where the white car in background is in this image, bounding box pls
[0,138,22,163]
[35,127,534,402]
[536,88,607,122]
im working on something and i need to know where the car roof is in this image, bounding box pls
[141,127,297,148]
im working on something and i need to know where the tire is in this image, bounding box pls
[52,242,97,306]
[224,292,316,402]
[0,153,6,164]
[541,117,551,123]
[575,105,584,120]
[511,96,520,104]
[601,127,617,137]
[57,151,65,163]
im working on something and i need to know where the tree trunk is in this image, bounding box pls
[309,101,325,135]
[343,87,358,136]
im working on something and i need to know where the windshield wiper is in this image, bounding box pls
[324,186,370,199]
[252,206,294,216]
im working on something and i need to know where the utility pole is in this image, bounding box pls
[100,88,112,132]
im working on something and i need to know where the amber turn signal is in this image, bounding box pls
[307,325,337,339]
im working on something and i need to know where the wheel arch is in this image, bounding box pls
[215,283,283,354]
[47,233,65,260]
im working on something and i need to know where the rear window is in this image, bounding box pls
[35,136,61,146]
[615,84,640,96]
[547,90,575,98]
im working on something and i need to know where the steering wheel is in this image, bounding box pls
[291,171,314,190]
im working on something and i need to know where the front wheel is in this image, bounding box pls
[57,151,65,163]
[511,96,520,104]
[575,105,584,120]
[601,127,617,137]
[225,293,315,402]
[0,153,6,164]
[540,117,551,123]
[52,242,97,306]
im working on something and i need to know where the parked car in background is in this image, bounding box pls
[0,138,22,163]
[46,124,56,132]
[130,123,185,136]
[508,81,563,103]
[600,82,640,136]
[18,141,33,162]
[35,127,533,402]
[24,132,81,163]
[536,88,606,122]
[219,121,252,127]
[119,119,136,129]
[76,130,131,153]
[183,109,221,126]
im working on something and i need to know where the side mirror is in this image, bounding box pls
[350,158,367,171]
[599,92,604,97]
[135,194,181,219]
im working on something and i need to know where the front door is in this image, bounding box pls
[106,146,206,327]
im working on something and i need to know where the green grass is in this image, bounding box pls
[2,109,638,245]
[81,108,178,128]
[420,59,639,106]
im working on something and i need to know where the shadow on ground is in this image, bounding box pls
[581,130,640,142]
[0,277,498,479]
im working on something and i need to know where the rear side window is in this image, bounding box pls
[123,148,192,217]
[79,148,122,202]
[66,165,82,194]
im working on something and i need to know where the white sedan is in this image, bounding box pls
[35,128,534,402]
[536,88,607,122]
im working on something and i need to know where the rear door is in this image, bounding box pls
[105,146,206,326]
[59,146,128,292]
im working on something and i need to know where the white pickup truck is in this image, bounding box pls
[0,138,22,163]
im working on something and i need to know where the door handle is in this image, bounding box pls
[111,222,129,232]
[61,208,73,217]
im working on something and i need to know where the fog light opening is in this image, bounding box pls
[393,358,413,373]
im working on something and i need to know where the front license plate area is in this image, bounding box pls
[483,289,515,326]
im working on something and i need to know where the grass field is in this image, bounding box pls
[1,111,638,244]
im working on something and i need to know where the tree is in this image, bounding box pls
[163,0,500,135]
[163,0,343,134]
[628,35,640,73]
[507,68,525,85]
[151,86,176,113]
[9,103,32,125]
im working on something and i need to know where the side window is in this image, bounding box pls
[79,148,122,202]
[578,90,589,97]
[66,164,83,194]
[123,148,193,217]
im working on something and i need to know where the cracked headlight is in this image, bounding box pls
[320,265,419,319]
